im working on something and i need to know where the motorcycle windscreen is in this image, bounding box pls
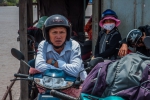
[11,48,25,60]
[34,76,73,90]
[43,69,76,81]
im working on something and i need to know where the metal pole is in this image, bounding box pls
[27,0,33,27]
[92,0,101,54]
[19,0,29,100]
[83,0,86,31]
[27,0,34,61]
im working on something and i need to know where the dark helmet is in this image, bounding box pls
[43,14,71,44]
[126,29,143,47]
[138,25,150,36]
[101,9,118,19]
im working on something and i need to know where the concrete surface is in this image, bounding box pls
[0,6,20,100]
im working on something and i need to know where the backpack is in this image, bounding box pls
[81,60,115,96]
[104,52,150,100]
[82,52,150,100]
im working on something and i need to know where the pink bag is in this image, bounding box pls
[61,86,82,98]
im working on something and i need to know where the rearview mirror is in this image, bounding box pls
[11,48,25,60]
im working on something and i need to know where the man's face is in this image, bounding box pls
[136,32,146,47]
[49,27,67,47]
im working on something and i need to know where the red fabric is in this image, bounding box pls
[28,26,38,30]
[82,52,92,60]
[37,84,82,97]
[127,49,132,54]
[29,68,45,93]
[72,31,78,36]
[36,85,46,93]
[84,18,92,40]
[61,86,82,98]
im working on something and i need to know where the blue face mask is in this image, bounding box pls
[103,23,115,31]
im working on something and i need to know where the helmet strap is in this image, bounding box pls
[51,42,65,49]
[48,38,66,49]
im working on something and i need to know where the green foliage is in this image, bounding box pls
[33,0,37,3]
[0,0,36,6]
[7,0,16,3]
[16,0,18,3]
[6,1,16,6]
[0,0,17,6]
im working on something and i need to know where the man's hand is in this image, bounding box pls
[141,32,146,41]
[29,67,41,74]
[91,56,95,60]
[46,58,58,68]
[118,44,128,57]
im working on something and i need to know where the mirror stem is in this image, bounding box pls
[21,59,31,68]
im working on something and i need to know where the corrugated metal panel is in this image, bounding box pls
[102,0,135,38]
[92,0,150,53]
[143,0,150,25]
[101,0,150,38]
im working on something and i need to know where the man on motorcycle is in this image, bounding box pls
[34,14,87,80]
[118,25,150,57]
[28,14,87,98]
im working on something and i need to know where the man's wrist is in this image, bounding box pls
[51,59,56,66]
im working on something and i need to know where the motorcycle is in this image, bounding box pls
[11,48,104,100]
[11,48,126,100]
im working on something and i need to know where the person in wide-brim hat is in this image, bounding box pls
[93,9,122,60]
[99,16,121,27]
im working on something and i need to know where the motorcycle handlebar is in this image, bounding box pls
[50,90,78,100]
[11,78,33,81]
[14,73,29,78]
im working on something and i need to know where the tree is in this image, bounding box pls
[7,0,16,3]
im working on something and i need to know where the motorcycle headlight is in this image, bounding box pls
[34,76,74,89]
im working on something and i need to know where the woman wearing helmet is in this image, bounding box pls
[93,9,122,60]
[118,25,150,57]
[35,14,87,80]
